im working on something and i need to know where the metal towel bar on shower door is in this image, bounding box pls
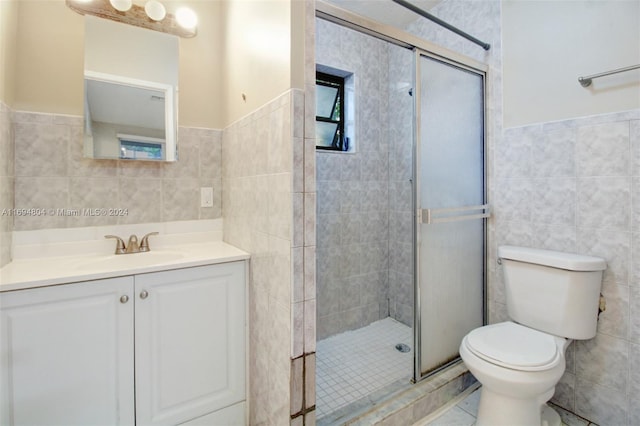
[420,204,490,224]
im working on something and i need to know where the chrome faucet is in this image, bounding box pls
[105,232,159,255]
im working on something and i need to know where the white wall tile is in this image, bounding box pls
[532,128,576,178]
[9,112,223,231]
[576,121,630,177]
[631,120,639,176]
[498,111,639,422]
[575,377,629,425]
[576,177,630,231]
[222,91,297,425]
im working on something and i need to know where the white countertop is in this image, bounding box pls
[0,240,250,292]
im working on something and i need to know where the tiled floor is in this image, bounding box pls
[316,317,413,421]
[419,386,598,426]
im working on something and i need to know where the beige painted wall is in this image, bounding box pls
[221,0,299,125]
[503,0,640,128]
[11,0,224,129]
[13,0,84,115]
[175,0,224,128]
[0,0,18,106]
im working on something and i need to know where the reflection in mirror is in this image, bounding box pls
[83,16,178,161]
[84,72,175,161]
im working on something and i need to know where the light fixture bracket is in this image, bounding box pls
[66,0,196,38]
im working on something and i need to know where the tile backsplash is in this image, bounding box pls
[0,102,14,267]
[9,111,222,232]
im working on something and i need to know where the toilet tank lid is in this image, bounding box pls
[498,246,606,271]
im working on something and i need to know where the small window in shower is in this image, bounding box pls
[316,66,355,153]
[316,71,345,151]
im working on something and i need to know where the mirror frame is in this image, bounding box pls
[84,70,177,162]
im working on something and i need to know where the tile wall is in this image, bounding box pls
[222,88,317,425]
[388,44,416,328]
[315,18,414,339]
[223,91,295,425]
[0,102,14,267]
[7,111,222,232]
[408,1,640,424]
[492,111,640,425]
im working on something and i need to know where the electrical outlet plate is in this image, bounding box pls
[200,187,213,207]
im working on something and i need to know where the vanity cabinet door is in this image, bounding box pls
[0,277,135,426]
[134,262,246,425]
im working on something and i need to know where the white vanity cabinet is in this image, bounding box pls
[0,276,135,425]
[135,262,246,425]
[0,261,247,426]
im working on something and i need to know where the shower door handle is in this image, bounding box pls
[420,204,490,224]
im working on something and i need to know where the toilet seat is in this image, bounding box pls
[464,322,562,371]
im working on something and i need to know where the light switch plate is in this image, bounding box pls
[200,187,213,207]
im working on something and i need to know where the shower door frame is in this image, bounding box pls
[413,49,489,382]
[315,0,490,385]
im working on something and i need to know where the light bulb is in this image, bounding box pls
[145,0,166,21]
[109,0,132,12]
[175,7,197,29]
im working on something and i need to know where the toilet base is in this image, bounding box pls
[541,404,561,426]
[476,387,560,426]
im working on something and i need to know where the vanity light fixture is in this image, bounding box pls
[175,7,197,30]
[109,0,131,12]
[144,0,166,21]
[66,0,197,38]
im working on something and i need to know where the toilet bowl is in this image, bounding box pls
[460,246,606,426]
[460,322,569,426]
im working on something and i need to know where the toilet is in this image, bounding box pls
[459,245,606,426]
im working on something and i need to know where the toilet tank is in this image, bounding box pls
[498,246,606,340]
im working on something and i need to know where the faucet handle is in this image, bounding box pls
[105,235,126,255]
[139,232,159,252]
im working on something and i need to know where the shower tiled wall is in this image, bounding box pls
[316,19,396,339]
[222,88,316,425]
[388,46,415,328]
[0,102,14,267]
[492,110,640,425]
[8,111,222,231]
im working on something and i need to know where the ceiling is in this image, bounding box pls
[86,79,165,130]
[325,0,442,29]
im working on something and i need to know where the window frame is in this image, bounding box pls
[315,71,346,151]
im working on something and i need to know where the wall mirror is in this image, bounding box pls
[83,16,179,161]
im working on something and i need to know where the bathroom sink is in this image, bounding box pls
[76,251,185,271]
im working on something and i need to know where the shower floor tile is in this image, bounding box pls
[316,317,413,421]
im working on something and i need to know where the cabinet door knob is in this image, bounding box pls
[140,290,149,300]
[120,295,129,304]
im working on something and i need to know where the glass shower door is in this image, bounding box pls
[415,53,487,378]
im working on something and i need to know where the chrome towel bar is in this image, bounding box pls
[578,64,640,87]
[420,204,490,224]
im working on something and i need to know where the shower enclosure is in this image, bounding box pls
[416,53,487,377]
[315,5,487,423]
